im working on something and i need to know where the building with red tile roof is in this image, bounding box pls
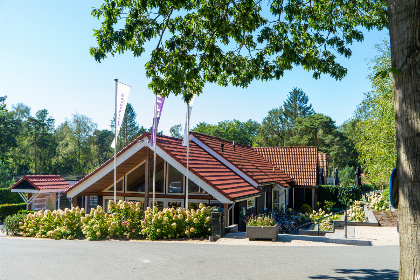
[253,147,328,210]
[65,133,296,230]
[10,175,71,211]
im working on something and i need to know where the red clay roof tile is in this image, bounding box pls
[10,175,71,191]
[191,132,292,187]
[253,147,327,186]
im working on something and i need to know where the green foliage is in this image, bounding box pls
[111,103,145,151]
[142,204,212,240]
[246,214,276,227]
[310,209,341,231]
[318,185,361,209]
[300,204,312,214]
[20,208,85,239]
[0,188,23,204]
[0,96,21,161]
[339,165,355,187]
[2,213,27,235]
[347,200,366,222]
[288,114,358,168]
[89,0,387,100]
[352,42,396,186]
[0,160,15,189]
[17,202,212,241]
[256,88,314,147]
[0,203,26,222]
[169,124,182,138]
[193,119,260,146]
[367,193,389,211]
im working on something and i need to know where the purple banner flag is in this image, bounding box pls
[151,94,165,146]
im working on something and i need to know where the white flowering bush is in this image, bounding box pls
[347,200,367,222]
[20,207,85,240]
[142,204,212,240]
[366,193,389,211]
[82,201,144,240]
[310,209,340,231]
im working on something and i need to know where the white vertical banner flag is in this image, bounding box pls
[111,82,131,148]
[182,95,195,146]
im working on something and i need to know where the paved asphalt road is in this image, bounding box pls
[0,237,398,280]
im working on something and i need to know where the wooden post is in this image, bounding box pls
[72,197,77,208]
[145,148,150,210]
[27,193,32,211]
[223,204,229,228]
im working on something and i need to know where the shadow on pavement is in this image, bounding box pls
[308,268,398,279]
[221,232,373,246]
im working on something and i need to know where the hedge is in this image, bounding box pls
[0,203,26,222]
[0,188,23,204]
[318,185,361,209]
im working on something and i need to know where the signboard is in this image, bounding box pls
[389,168,398,208]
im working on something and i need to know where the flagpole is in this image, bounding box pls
[152,94,157,213]
[186,103,190,210]
[113,79,118,203]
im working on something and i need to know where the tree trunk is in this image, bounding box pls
[388,1,420,278]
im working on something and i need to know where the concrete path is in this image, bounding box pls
[216,226,399,246]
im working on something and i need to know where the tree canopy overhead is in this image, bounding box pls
[90,0,387,102]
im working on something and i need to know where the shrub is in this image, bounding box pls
[142,204,212,240]
[310,209,341,231]
[0,203,26,222]
[81,206,110,241]
[0,188,23,204]
[366,193,389,211]
[300,204,312,214]
[2,213,27,235]
[81,201,144,241]
[318,185,361,208]
[347,200,367,222]
[246,214,276,227]
[20,207,85,239]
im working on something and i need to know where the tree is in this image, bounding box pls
[169,124,182,138]
[193,119,260,146]
[70,114,97,174]
[34,109,56,174]
[0,160,14,189]
[54,121,78,174]
[339,165,356,187]
[0,96,21,165]
[111,103,144,150]
[11,103,31,121]
[352,43,396,187]
[93,129,114,164]
[90,1,419,276]
[288,113,358,169]
[255,107,288,146]
[283,88,314,129]
[256,88,314,146]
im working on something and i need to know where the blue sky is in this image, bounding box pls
[0,1,389,135]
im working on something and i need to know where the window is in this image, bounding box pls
[148,157,165,193]
[247,198,255,209]
[187,179,207,194]
[126,162,146,192]
[273,189,286,213]
[105,178,124,193]
[167,164,184,194]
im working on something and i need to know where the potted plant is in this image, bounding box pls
[246,214,278,241]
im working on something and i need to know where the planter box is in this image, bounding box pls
[246,224,278,241]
